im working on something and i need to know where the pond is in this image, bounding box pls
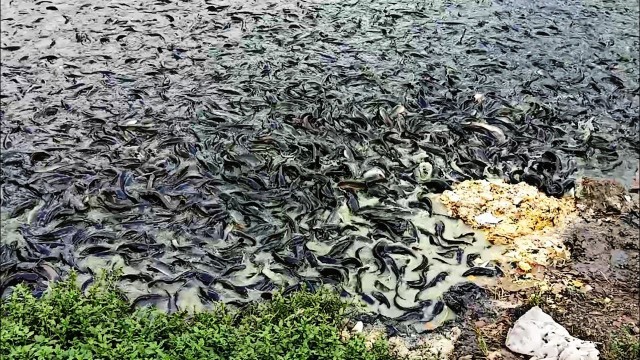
[1,0,638,332]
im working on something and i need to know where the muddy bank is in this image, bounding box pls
[444,182,639,359]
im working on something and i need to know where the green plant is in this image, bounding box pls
[0,272,393,360]
[528,291,544,307]
[474,327,489,357]
[604,327,640,360]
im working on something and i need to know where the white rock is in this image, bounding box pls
[352,321,364,333]
[474,93,485,103]
[475,212,502,225]
[505,307,599,360]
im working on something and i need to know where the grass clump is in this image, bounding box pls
[527,291,544,307]
[603,327,640,360]
[0,272,392,360]
[473,326,489,357]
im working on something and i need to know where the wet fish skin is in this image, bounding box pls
[316,265,347,284]
[466,253,481,268]
[346,191,360,212]
[273,252,302,268]
[215,279,249,298]
[0,272,42,294]
[408,195,433,215]
[195,271,216,285]
[374,280,393,292]
[355,266,369,293]
[383,243,417,258]
[462,267,499,278]
[339,257,363,268]
[406,270,428,289]
[414,271,449,302]
[120,273,154,283]
[132,293,167,308]
[430,300,445,318]
[326,237,355,257]
[361,293,376,305]
[371,291,391,308]
[372,242,388,275]
[412,255,430,272]
[199,287,221,302]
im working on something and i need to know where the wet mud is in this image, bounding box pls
[448,190,639,359]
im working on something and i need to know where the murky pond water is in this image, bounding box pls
[1,0,638,332]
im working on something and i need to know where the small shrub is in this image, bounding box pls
[604,327,640,360]
[0,273,392,360]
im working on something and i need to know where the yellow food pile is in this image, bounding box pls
[440,180,577,274]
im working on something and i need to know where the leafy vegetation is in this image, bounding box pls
[527,291,544,307]
[0,273,392,360]
[604,327,640,360]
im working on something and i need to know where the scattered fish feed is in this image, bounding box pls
[440,180,576,275]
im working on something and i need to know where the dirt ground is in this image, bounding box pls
[447,183,640,360]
